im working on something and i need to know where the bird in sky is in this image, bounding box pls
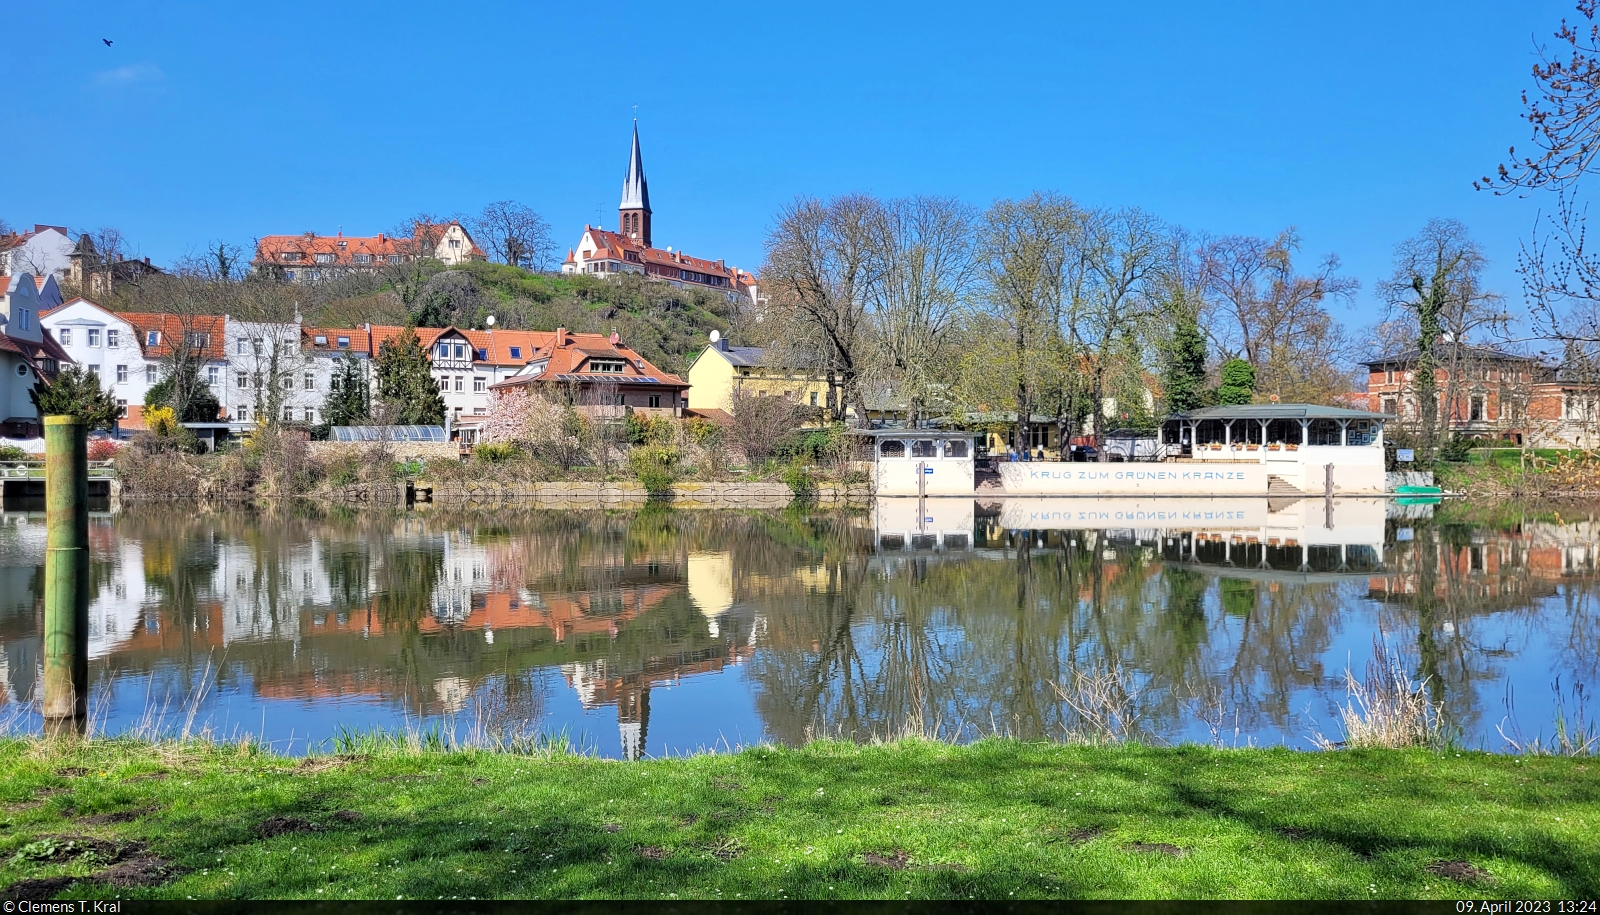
[102,38,112,46]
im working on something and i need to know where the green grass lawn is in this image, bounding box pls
[0,738,1594,901]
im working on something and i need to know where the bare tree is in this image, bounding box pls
[469,201,554,270]
[229,281,309,426]
[869,196,980,425]
[725,387,810,464]
[1377,219,1507,457]
[1069,207,1170,457]
[974,193,1079,453]
[1200,229,1358,403]
[762,195,885,423]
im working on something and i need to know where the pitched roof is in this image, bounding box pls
[620,121,650,213]
[1363,343,1545,367]
[116,313,229,360]
[490,330,684,390]
[0,330,71,371]
[1168,404,1394,421]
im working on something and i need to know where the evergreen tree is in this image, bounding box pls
[31,365,120,430]
[318,353,371,436]
[145,363,221,423]
[1162,309,1207,414]
[375,326,445,425]
[1218,358,1257,406]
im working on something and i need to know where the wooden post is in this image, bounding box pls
[42,416,89,723]
[1324,462,1335,530]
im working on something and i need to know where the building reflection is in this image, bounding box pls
[0,502,1596,754]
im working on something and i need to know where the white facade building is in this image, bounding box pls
[0,226,75,284]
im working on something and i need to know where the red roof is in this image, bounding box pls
[253,222,484,268]
[490,329,684,390]
[117,313,229,360]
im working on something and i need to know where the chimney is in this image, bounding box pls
[555,327,567,346]
[719,337,730,352]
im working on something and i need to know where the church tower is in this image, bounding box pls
[618,121,652,248]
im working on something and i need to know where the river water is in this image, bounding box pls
[0,497,1594,758]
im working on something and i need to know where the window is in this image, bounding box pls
[146,365,157,384]
[449,238,461,249]
[473,377,485,393]
[236,340,247,355]
[438,377,448,391]
[810,391,819,407]
[336,336,350,348]
[352,254,371,265]
[1470,395,1485,422]
[454,376,463,392]
[107,329,119,348]
[281,252,302,262]
[59,328,72,346]
[116,365,127,383]
[648,394,661,408]
[609,393,625,405]
[314,253,335,264]
[146,330,160,346]
[237,373,249,388]
[314,335,327,345]
[189,333,210,349]
[1381,397,1397,416]
[880,440,906,458]
[251,338,262,354]
[303,408,315,422]
[589,359,624,373]
[475,348,487,361]
[509,347,522,359]
[116,399,127,417]
[18,310,30,330]
[283,406,294,422]
[87,365,99,377]
[304,372,314,391]
[435,344,450,359]
[330,374,341,392]
[1346,420,1377,446]
[87,329,100,347]
[1307,419,1344,446]
[911,440,938,458]
[237,406,249,422]
[387,255,401,264]
[281,375,293,391]
[454,344,466,360]
[945,440,969,459]
[207,366,219,385]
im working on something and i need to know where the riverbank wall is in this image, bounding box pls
[323,480,874,509]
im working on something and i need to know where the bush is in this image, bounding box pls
[1439,435,1480,463]
[0,444,29,462]
[628,444,680,494]
[475,441,521,463]
[781,461,816,500]
[326,452,361,486]
[87,438,122,462]
[624,411,673,446]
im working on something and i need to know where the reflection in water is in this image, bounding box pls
[0,499,1595,757]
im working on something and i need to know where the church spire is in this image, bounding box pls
[619,121,652,247]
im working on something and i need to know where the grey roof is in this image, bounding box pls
[619,122,650,213]
[1167,404,1393,421]
[1362,343,1544,367]
[714,343,770,367]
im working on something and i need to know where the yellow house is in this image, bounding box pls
[685,335,831,415]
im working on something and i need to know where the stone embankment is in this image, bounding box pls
[326,480,872,509]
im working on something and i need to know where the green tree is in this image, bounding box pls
[319,353,371,433]
[1161,306,1207,413]
[31,366,120,430]
[375,326,445,425]
[1218,358,1256,405]
[145,363,222,422]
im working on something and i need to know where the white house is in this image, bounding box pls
[41,297,165,427]
[0,226,75,284]
[0,273,70,437]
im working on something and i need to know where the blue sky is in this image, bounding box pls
[4,0,1577,335]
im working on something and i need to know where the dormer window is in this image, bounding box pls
[387,254,402,264]
[510,346,522,359]
[589,359,624,374]
[337,240,347,248]
[314,335,327,345]
[352,254,371,265]
[314,253,335,264]
[336,336,350,348]
[475,348,487,361]
[146,330,160,346]
[281,252,301,262]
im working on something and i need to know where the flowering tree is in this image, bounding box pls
[480,385,589,469]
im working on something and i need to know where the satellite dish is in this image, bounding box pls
[485,315,496,327]
[709,329,721,343]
